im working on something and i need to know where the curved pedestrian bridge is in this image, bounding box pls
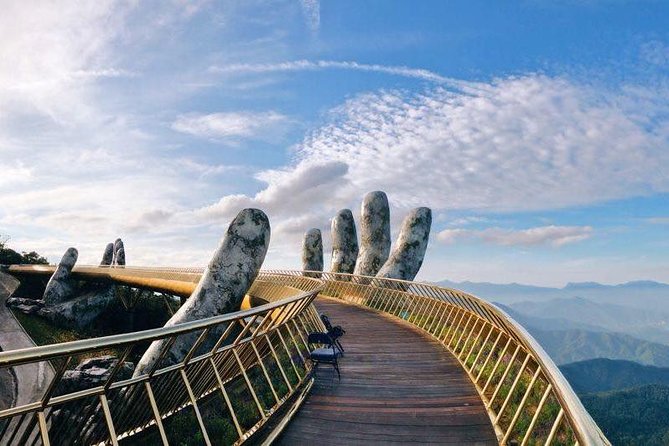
[0,266,610,445]
[278,297,496,445]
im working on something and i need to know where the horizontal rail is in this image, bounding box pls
[1,266,610,445]
[265,270,611,446]
[0,270,324,445]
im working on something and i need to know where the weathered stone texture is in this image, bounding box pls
[100,243,114,266]
[376,207,432,282]
[115,247,126,267]
[354,191,391,277]
[56,356,134,395]
[113,239,125,266]
[330,209,358,274]
[39,286,116,330]
[134,208,270,376]
[43,247,78,306]
[302,228,323,273]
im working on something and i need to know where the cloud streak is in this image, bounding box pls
[171,111,290,141]
[210,59,455,84]
[437,225,594,247]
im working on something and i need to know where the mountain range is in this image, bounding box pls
[559,358,669,393]
[436,278,669,366]
[435,279,669,309]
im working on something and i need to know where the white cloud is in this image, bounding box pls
[0,1,132,126]
[436,228,470,245]
[289,75,669,212]
[70,69,138,79]
[181,73,668,263]
[641,40,669,67]
[171,111,290,141]
[210,60,454,84]
[437,225,593,247]
[195,160,350,220]
[300,0,320,33]
[0,162,32,187]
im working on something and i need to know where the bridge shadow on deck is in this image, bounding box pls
[278,296,497,445]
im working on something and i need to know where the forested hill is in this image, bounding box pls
[560,358,669,393]
[580,384,669,446]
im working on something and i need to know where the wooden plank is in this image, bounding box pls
[276,297,497,445]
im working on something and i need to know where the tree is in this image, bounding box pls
[0,236,48,265]
[21,251,48,265]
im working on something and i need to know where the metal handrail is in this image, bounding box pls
[264,270,611,446]
[0,270,325,445]
[0,266,610,445]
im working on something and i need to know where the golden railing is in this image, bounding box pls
[0,266,610,445]
[0,271,324,445]
[266,270,611,446]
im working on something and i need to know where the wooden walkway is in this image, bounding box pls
[278,297,497,445]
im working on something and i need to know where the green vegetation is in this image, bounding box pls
[12,310,123,366]
[580,384,669,446]
[560,358,669,393]
[122,342,307,446]
[0,237,48,265]
[12,310,80,345]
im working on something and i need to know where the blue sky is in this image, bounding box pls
[0,0,667,286]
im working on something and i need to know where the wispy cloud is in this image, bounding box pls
[646,217,669,224]
[171,111,290,141]
[437,225,593,247]
[287,75,669,212]
[70,68,138,79]
[210,60,454,84]
[640,40,669,67]
[300,0,320,33]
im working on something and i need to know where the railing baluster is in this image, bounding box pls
[0,268,607,446]
[476,330,503,382]
[545,408,565,446]
[488,345,522,408]
[495,354,531,421]
[144,381,169,445]
[180,368,213,445]
[99,393,119,446]
[209,357,244,439]
[503,366,542,444]
[482,337,512,394]
[36,411,49,446]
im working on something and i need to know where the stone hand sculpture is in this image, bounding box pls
[354,191,390,277]
[330,209,358,274]
[112,238,125,266]
[100,243,114,266]
[302,228,323,273]
[134,208,270,376]
[376,207,432,282]
[43,247,78,306]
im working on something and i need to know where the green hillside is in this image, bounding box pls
[529,329,669,366]
[560,358,669,393]
[581,385,669,446]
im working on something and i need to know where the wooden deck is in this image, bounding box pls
[278,297,498,445]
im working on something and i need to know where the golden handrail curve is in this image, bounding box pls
[0,269,324,445]
[0,266,610,445]
[265,270,611,446]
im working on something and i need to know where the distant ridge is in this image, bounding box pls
[560,358,669,393]
[523,329,669,366]
[437,278,669,292]
[434,278,669,310]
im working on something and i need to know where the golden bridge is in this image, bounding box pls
[0,265,609,445]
